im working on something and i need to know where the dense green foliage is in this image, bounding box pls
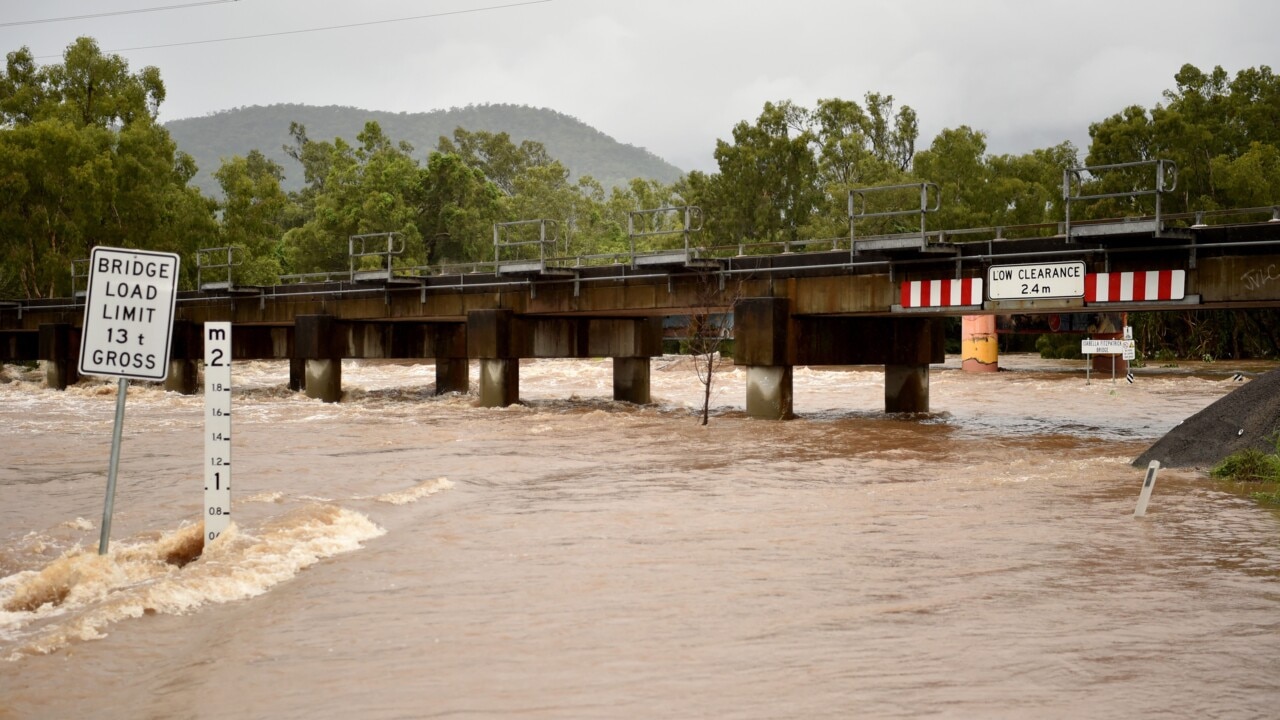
[1086,65,1280,213]
[1211,447,1280,483]
[0,38,216,297]
[3,38,1280,358]
[1211,437,1280,506]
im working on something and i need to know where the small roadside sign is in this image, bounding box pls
[79,246,181,382]
[987,261,1086,300]
[1080,339,1135,355]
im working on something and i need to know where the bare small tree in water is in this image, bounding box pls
[686,270,742,426]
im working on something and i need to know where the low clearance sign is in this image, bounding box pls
[79,246,181,381]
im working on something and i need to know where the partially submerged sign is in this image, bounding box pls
[1081,339,1136,358]
[987,261,1086,300]
[78,246,182,555]
[79,246,180,381]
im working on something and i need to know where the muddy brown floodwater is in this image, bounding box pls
[1,354,1278,719]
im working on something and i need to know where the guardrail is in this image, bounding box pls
[25,203,1280,306]
[196,246,244,290]
[1064,159,1177,240]
[849,182,941,253]
[493,219,565,275]
[627,206,706,267]
[350,232,406,282]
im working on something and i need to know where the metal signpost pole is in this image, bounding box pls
[98,377,129,554]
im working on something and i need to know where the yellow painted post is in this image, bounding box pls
[961,315,998,372]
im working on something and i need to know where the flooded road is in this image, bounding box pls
[1,355,1278,718]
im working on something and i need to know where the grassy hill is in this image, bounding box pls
[164,103,685,197]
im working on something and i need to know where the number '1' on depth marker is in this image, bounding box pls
[204,322,232,543]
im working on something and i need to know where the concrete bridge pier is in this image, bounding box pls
[432,324,470,395]
[38,323,79,390]
[435,358,469,395]
[469,309,518,407]
[735,298,795,420]
[961,315,998,372]
[296,314,342,402]
[289,358,306,392]
[165,360,198,394]
[735,299,945,417]
[163,321,199,395]
[745,365,794,420]
[881,318,943,414]
[596,317,662,405]
[885,364,930,413]
[613,357,650,404]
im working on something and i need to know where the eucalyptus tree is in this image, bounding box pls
[1085,63,1280,213]
[687,94,919,246]
[418,150,503,265]
[437,128,553,197]
[213,150,288,285]
[0,37,216,297]
[281,121,427,274]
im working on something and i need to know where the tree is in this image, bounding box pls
[701,101,820,245]
[214,150,288,285]
[0,38,215,297]
[687,94,919,247]
[911,126,991,231]
[419,151,503,265]
[281,121,427,274]
[685,270,742,426]
[437,128,553,196]
[1085,63,1280,213]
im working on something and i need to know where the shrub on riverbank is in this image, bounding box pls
[1210,439,1280,506]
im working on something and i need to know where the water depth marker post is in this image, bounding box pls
[78,246,181,555]
[204,322,232,543]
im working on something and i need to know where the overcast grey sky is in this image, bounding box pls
[5,0,1277,173]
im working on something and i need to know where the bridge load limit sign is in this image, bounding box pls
[78,246,181,382]
[987,261,1086,301]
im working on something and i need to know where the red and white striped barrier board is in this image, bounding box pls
[1084,270,1185,303]
[900,278,984,308]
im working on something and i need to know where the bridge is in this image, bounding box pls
[4,164,1280,419]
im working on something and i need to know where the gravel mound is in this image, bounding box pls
[1133,368,1280,468]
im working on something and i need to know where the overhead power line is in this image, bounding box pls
[0,0,240,28]
[33,0,554,58]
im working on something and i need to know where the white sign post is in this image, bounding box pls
[987,261,1086,300]
[79,246,181,554]
[204,322,232,544]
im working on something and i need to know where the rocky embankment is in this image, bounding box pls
[1133,368,1280,468]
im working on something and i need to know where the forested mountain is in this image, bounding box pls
[164,103,684,196]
